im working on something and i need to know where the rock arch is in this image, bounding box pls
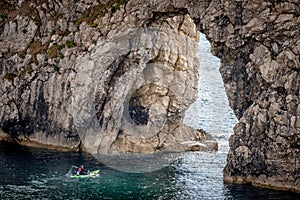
[0,0,299,193]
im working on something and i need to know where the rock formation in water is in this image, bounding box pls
[0,0,299,193]
[0,0,217,154]
[188,0,299,193]
[194,0,300,193]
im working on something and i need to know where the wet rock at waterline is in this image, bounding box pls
[0,0,300,193]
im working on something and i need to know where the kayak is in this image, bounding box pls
[66,166,100,178]
[70,170,100,178]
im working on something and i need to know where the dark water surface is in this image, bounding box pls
[0,142,299,200]
[1,34,299,199]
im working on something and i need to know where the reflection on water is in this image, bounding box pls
[0,34,299,199]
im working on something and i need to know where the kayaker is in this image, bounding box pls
[76,165,87,175]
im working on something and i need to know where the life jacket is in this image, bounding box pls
[76,167,84,175]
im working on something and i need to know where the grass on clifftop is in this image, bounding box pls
[76,0,129,27]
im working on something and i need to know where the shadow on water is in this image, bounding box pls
[0,33,299,200]
[0,141,299,199]
[223,183,300,200]
[0,141,179,200]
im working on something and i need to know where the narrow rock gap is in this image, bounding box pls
[184,32,237,150]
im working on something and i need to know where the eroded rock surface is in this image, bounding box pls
[186,0,300,193]
[193,1,300,193]
[0,0,299,193]
[0,0,217,154]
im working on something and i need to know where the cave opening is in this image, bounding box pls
[129,94,149,126]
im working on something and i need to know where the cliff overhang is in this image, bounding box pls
[0,0,299,193]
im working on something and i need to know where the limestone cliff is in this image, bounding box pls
[0,0,299,193]
[185,0,300,193]
[0,0,217,154]
[189,0,300,193]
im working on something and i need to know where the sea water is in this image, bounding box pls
[0,34,299,199]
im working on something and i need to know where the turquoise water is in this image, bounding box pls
[0,142,173,200]
[0,142,299,199]
[0,34,299,199]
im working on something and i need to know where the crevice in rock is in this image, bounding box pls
[1,0,299,192]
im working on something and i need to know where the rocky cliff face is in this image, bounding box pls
[0,0,299,193]
[193,0,300,193]
[0,0,217,153]
[187,0,300,193]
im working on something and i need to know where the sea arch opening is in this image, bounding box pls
[183,32,237,156]
[173,33,238,198]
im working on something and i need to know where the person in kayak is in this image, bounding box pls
[76,165,88,175]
